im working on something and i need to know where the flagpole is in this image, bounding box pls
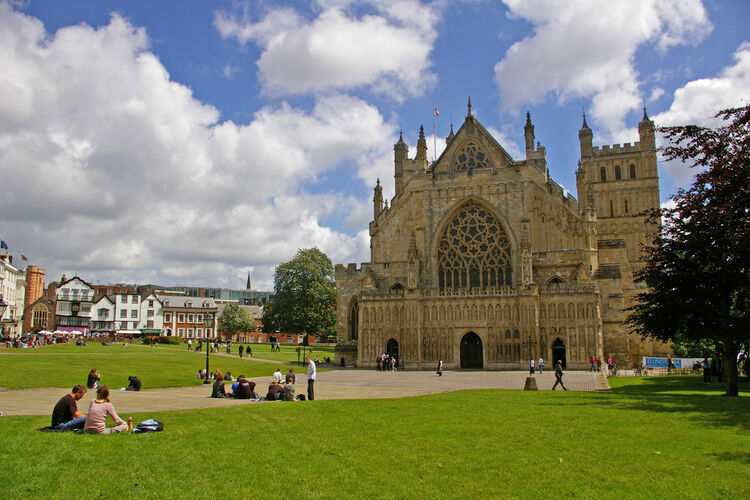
[433,102,437,163]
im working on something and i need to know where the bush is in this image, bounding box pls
[143,336,182,345]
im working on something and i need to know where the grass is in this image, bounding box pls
[156,341,336,364]
[0,343,299,390]
[1,376,748,498]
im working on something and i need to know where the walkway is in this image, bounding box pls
[0,368,605,416]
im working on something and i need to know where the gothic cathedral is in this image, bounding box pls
[335,100,668,369]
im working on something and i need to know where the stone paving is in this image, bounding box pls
[0,367,606,417]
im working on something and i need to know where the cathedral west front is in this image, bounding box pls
[334,100,668,370]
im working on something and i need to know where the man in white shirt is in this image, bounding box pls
[529,358,535,375]
[273,368,283,383]
[538,356,544,374]
[306,356,316,401]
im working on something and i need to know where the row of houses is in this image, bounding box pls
[23,275,319,344]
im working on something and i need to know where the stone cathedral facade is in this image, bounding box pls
[335,100,668,370]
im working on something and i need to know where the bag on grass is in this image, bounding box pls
[132,419,164,434]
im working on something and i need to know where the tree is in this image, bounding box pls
[262,247,336,337]
[627,105,750,396]
[218,303,255,341]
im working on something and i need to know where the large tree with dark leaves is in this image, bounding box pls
[628,105,750,396]
[262,248,336,337]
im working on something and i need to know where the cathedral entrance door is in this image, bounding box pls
[386,338,399,360]
[552,338,566,368]
[460,332,483,369]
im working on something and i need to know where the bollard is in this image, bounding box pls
[524,376,538,391]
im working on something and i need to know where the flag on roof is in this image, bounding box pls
[433,105,439,117]
[0,240,7,250]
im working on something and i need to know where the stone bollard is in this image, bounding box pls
[524,376,538,391]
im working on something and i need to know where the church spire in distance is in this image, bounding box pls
[246,271,251,290]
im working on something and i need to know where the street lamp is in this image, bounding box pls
[203,313,214,385]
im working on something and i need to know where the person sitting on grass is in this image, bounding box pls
[211,370,230,398]
[52,384,88,430]
[266,379,284,401]
[283,374,296,401]
[125,376,141,391]
[87,368,100,389]
[83,385,130,434]
[224,371,233,382]
[272,368,283,383]
[234,375,257,399]
[286,368,296,383]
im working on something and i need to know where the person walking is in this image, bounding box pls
[306,356,316,401]
[529,358,535,375]
[552,361,568,391]
[238,344,244,358]
[538,356,544,374]
[437,359,443,376]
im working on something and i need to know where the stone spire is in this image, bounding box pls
[524,111,535,155]
[467,96,472,117]
[578,111,593,157]
[445,121,455,144]
[373,178,383,219]
[639,105,655,150]
[416,124,427,160]
[246,271,252,290]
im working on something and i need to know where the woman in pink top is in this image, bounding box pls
[83,386,130,434]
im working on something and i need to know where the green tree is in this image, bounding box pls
[627,105,750,396]
[218,303,255,341]
[262,247,336,337]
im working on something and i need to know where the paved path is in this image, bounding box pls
[0,369,606,417]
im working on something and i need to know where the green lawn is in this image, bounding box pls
[0,343,295,390]
[148,341,336,365]
[1,376,748,498]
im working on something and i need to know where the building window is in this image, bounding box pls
[178,328,185,337]
[186,301,192,308]
[120,322,127,329]
[197,314,203,323]
[513,329,520,339]
[600,166,607,182]
[121,295,127,303]
[624,199,629,214]
[33,308,48,328]
[178,313,185,323]
[614,165,621,180]
[120,309,127,318]
[131,296,138,304]
[454,140,490,173]
[197,328,203,337]
[437,202,512,291]
[163,300,170,307]
[131,322,138,329]
[187,328,194,338]
[147,320,154,328]
[187,314,194,323]
[610,200,614,217]
[505,329,511,339]
[149,300,154,307]
[629,164,636,178]
[147,310,154,317]
[130,310,138,318]
[164,313,172,323]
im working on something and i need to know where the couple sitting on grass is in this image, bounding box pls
[51,384,132,434]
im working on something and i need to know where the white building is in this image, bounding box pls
[0,255,25,337]
[91,296,116,334]
[139,293,163,335]
[55,277,94,334]
[113,293,141,334]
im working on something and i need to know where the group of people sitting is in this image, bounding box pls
[210,368,305,401]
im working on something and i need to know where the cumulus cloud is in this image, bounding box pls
[654,42,750,189]
[494,0,711,138]
[0,4,391,289]
[214,0,440,99]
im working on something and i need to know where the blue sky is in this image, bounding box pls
[1,0,748,290]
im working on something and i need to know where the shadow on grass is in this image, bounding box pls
[710,451,750,464]
[566,376,750,431]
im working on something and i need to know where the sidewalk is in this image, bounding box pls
[0,369,601,416]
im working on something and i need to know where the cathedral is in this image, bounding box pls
[334,99,668,370]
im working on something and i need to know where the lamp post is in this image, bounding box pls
[203,313,214,384]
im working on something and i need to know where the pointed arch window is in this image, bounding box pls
[437,202,512,291]
[454,140,490,173]
[600,166,607,182]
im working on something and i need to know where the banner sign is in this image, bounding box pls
[642,357,704,368]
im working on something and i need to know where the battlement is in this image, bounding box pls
[334,262,371,274]
[592,141,640,155]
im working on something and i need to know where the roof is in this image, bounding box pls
[156,294,216,309]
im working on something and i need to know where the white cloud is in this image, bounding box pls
[214,0,440,99]
[654,42,750,189]
[0,5,395,289]
[494,0,711,138]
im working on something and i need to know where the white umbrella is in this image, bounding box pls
[53,329,66,335]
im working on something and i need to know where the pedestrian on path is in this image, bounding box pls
[552,361,567,390]
[529,358,535,375]
[538,356,544,374]
[437,359,443,376]
[306,356,316,400]
[238,345,244,358]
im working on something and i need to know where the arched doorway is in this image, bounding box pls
[460,332,483,369]
[386,338,399,359]
[552,338,566,368]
